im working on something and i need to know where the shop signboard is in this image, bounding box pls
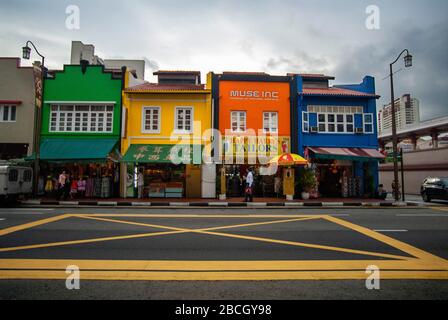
[221,136,291,162]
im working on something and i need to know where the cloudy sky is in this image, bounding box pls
[1,0,447,120]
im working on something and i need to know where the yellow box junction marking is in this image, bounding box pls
[0,213,447,281]
[431,207,448,213]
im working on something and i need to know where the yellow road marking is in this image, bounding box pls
[194,230,410,260]
[72,214,322,218]
[0,216,318,253]
[0,230,187,253]
[324,215,448,269]
[0,214,71,236]
[1,270,447,281]
[431,207,448,213]
[80,215,410,260]
[0,258,442,271]
[1,213,447,281]
[79,215,320,233]
[0,214,412,260]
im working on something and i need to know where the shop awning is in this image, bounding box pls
[122,144,202,164]
[307,147,386,161]
[36,139,118,162]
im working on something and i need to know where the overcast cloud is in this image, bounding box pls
[0,0,447,119]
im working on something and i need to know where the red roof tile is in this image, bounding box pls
[287,73,335,80]
[153,70,201,76]
[125,82,207,92]
[301,87,379,98]
[222,71,269,76]
[0,100,22,105]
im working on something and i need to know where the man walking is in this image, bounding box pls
[137,168,144,199]
[57,170,67,200]
[245,167,254,202]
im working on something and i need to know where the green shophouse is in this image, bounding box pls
[38,64,123,198]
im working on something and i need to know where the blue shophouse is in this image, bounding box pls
[295,74,385,198]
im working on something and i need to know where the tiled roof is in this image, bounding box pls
[125,82,207,92]
[287,73,335,80]
[300,87,379,98]
[153,70,201,76]
[222,71,269,76]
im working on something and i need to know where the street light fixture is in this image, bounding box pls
[22,46,31,60]
[22,40,46,197]
[389,49,413,202]
[22,41,45,66]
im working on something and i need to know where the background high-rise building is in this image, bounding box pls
[378,94,420,135]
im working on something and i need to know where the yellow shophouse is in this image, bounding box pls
[120,71,214,199]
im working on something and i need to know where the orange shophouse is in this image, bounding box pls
[211,72,298,198]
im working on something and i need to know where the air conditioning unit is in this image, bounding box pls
[355,128,364,134]
[310,126,318,133]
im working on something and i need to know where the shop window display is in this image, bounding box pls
[40,162,119,199]
[136,164,186,198]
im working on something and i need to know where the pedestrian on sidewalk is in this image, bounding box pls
[137,168,144,199]
[244,167,254,202]
[69,178,78,200]
[57,170,67,200]
[63,172,72,201]
[274,174,282,198]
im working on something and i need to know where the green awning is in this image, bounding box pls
[36,139,118,162]
[122,144,202,164]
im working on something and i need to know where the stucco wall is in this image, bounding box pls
[0,58,35,155]
[379,147,448,195]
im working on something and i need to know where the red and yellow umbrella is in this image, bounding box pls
[269,153,308,166]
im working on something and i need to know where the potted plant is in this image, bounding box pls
[300,168,317,200]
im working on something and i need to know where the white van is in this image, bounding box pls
[0,165,33,204]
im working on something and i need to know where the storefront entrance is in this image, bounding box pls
[122,144,204,199]
[39,161,119,199]
[218,164,281,198]
[186,164,201,198]
[313,160,358,198]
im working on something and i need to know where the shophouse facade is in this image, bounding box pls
[121,71,214,199]
[211,72,297,198]
[38,63,123,197]
[0,58,38,160]
[296,74,385,198]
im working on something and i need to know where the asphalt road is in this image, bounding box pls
[0,206,447,300]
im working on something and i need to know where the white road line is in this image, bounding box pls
[397,214,448,217]
[373,229,408,232]
[0,212,45,215]
[0,208,54,211]
[0,218,5,221]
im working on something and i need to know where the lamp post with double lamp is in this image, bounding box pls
[22,41,46,197]
[389,49,413,201]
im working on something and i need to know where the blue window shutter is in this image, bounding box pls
[309,113,318,127]
[355,114,363,128]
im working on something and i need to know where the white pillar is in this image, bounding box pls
[201,163,216,198]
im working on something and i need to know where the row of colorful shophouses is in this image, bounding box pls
[0,57,386,200]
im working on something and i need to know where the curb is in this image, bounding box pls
[17,200,411,208]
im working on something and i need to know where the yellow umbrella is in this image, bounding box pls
[269,153,308,166]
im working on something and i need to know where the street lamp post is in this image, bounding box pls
[389,49,413,201]
[22,41,46,197]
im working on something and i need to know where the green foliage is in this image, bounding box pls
[298,167,317,192]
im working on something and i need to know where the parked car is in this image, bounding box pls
[0,164,33,205]
[421,177,448,202]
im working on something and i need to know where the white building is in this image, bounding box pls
[378,94,420,135]
[70,41,145,80]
